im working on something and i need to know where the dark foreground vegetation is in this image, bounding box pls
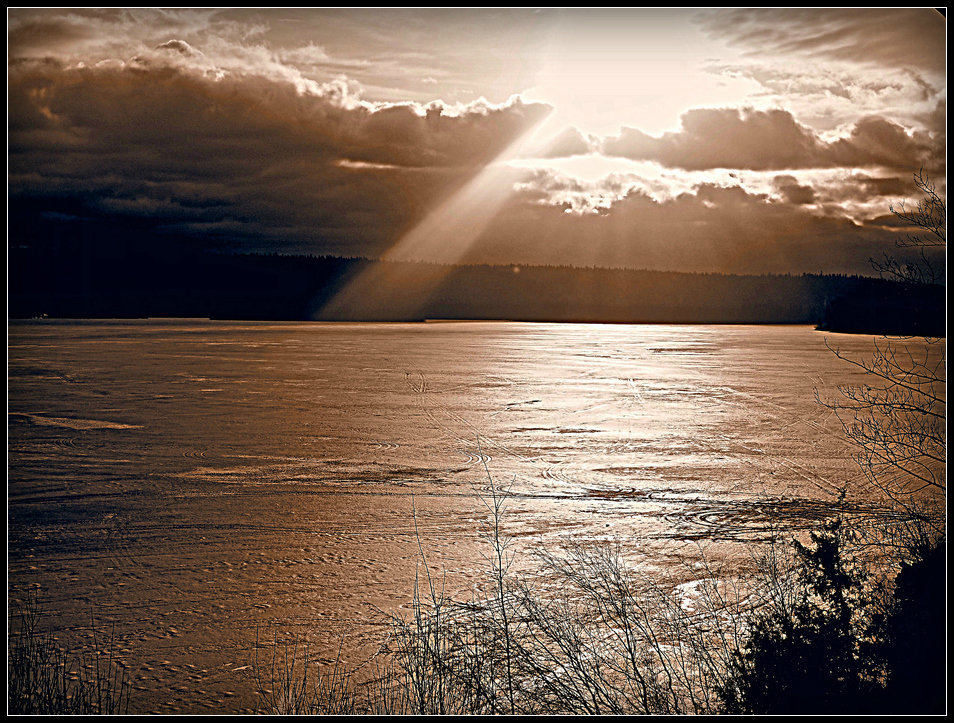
[242,486,947,716]
[9,499,944,715]
[7,592,131,715]
[720,521,945,715]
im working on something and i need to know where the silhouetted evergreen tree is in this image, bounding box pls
[720,520,887,715]
[719,520,946,715]
[877,540,946,714]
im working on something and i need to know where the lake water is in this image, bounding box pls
[7,320,929,713]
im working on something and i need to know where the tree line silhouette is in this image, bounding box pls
[9,244,944,335]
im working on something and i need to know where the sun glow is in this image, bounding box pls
[496,10,764,186]
[520,10,760,139]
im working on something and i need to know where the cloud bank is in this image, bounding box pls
[9,51,550,257]
[7,8,946,276]
[601,108,942,173]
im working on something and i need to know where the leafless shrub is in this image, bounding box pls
[872,169,946,285]
[820,171,946,542]
[7,590,131,715]
[253,469,786,715]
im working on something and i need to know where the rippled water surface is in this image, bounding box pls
[8,320,929,712]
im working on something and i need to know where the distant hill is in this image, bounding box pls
[8,247,945,336]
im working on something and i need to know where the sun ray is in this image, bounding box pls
[317,106,557,320]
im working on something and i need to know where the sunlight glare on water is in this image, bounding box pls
[8,320,936,712]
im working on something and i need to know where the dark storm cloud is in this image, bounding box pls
[849,175,911,199]
[8,57,550,256]
[601,107,941,173]
[825,117,938,172]
[778,174,915,210]
[773,176,815,205]
[603,108,820,171]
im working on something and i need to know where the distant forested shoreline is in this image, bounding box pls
[8,248,945,336]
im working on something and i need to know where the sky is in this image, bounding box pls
[7,8,947,275]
